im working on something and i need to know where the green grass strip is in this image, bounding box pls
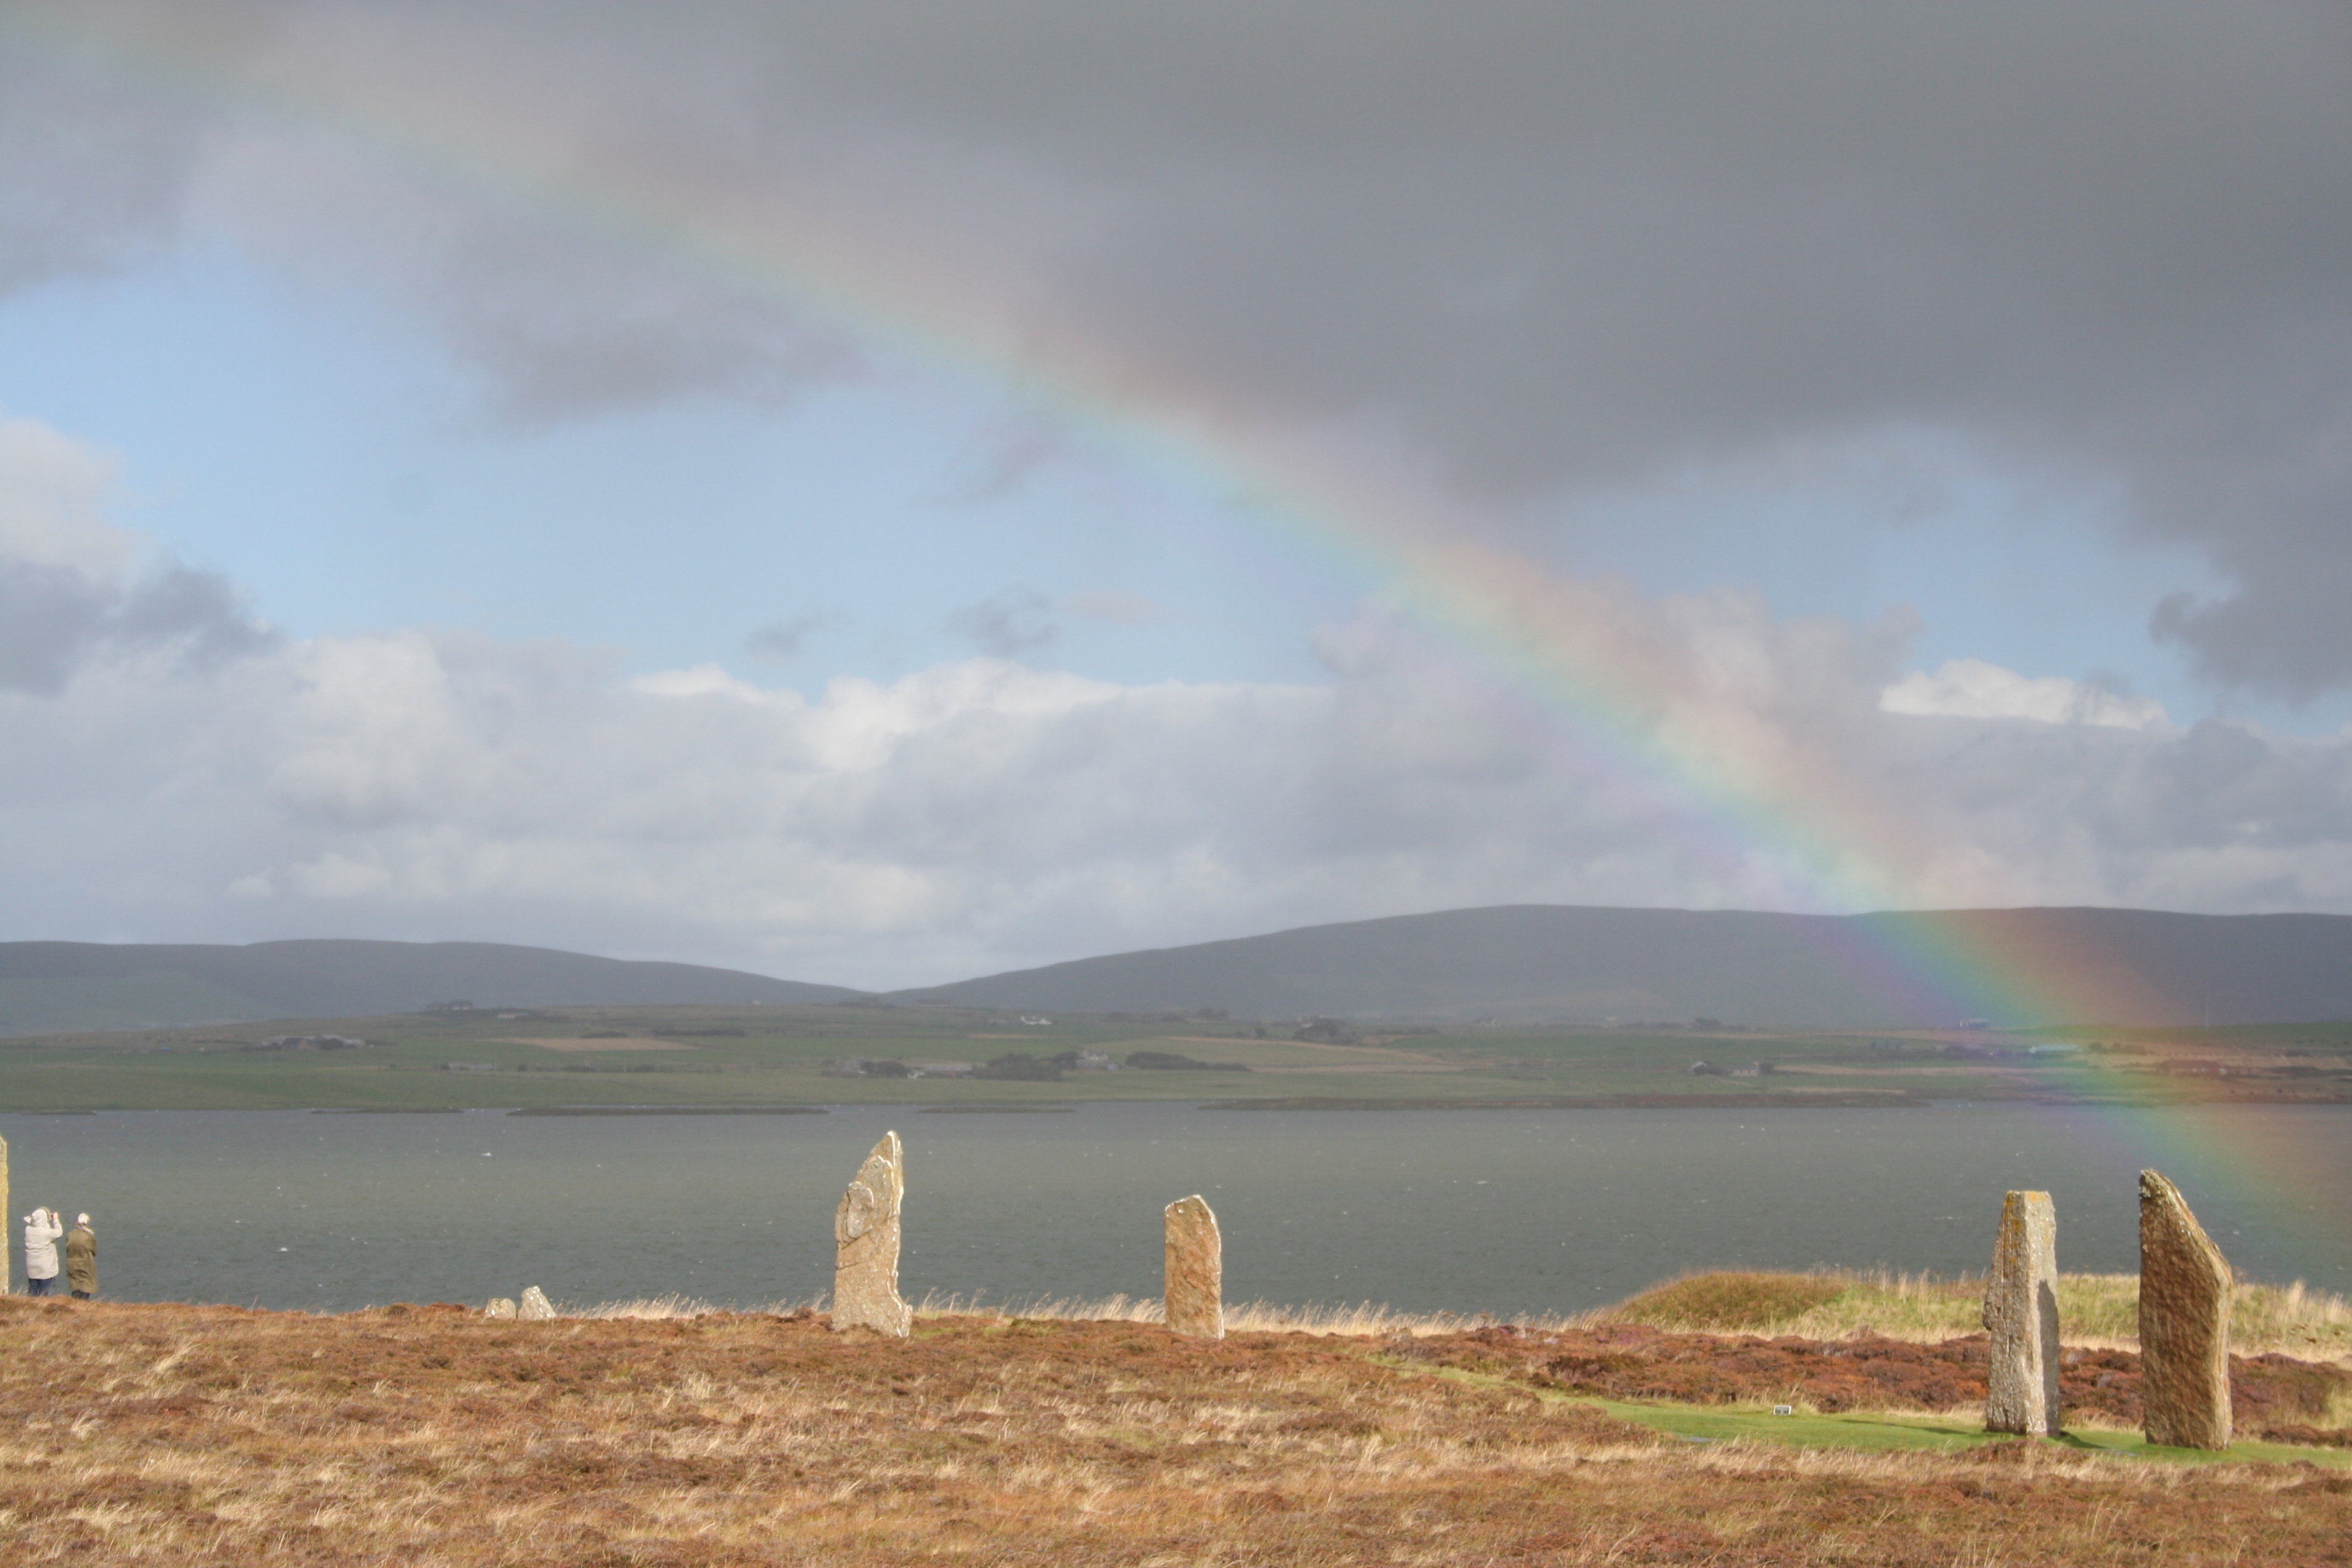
[1370,1352,2352,1468]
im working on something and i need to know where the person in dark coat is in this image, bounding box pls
[65,1214,96,1300]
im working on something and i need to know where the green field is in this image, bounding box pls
[0,1002,2346,1111]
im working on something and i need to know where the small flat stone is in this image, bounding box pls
[2139,1169,2232,1450]
[833,1131,912,1336]
[1163,1195,1224,1340]
[516,1285,557,1321]
[1982,1190,2060,1434]
[483,1297,518,1320]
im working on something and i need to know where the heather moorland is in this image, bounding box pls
[4,1272,2348,1565]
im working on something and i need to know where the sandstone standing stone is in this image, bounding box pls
[2139,1169,2233,1449]
[832,1131,912,1336]
[516,1285,557,1321]
[483,1297,518,1320]
[1982,1190,2062,1434]
[1163,1195,1224,1339]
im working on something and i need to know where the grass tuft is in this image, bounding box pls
[1612,1270,1847,1331]
[1604,1269,2352,1363]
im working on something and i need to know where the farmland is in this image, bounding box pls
[1,1003,2347,1112]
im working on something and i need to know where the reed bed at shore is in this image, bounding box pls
[910,1291,1588,1338]
[550,1270,2352,1363]
[557,1290,1564,1336]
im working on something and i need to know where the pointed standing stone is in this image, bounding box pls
[516,1285,557,1321]
[1163,1195,1224,1339]
[2139,1169,2233,1449]
[832,1131,912,1336]
[1982,1190,2062,1434]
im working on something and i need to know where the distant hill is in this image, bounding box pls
[15,905,2350,1037]
[0,940,855,1035]
[894,905,2352,1029]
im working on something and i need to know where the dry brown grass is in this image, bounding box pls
[1393,1319,2352,1437]
[1610,1269,2352,1364]
[1,1295,2347,1564]
[904,1291,1560,1338]
[573,1273,2352,1361]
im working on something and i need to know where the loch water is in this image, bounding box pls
[1,1101,2345,1316]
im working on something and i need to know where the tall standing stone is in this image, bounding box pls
[1163,1195,1224,1339]
[833,1131,912,1336]
[516,1285,557,1321]
[1982,1190,2062,1434]
[2139,1169,2233,1449]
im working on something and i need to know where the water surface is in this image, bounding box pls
[2,1102,2343,1315]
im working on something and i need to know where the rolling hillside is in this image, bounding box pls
[897,905,2352,1029]
[13,905,2351,1036]
[0,940,854,1034]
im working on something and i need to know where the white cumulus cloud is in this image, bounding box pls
[4,419,2347,984]
[0,413,139,576]
[7,542,2352,989]
[1880,658,2171,732]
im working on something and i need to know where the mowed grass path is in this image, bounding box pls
[3,1296,2348,1566]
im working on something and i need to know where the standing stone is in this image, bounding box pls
[1982,1190,2062,1434]
[483,1297,518,1320]
[1163,1195,1224,1339]
[832,1131,912,1336]
[516,1285,557,1321]
[2139,1169,2233,1449]
[0,1132,10,1295]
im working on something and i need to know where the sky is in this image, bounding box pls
[1,1,2348,990]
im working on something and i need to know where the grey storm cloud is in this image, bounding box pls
[0,18,203,292]
[946,586,1059,658]
[422,213,862,428]
[3,1,2349,690]
[0,557,274,694]
[745,611,831,665]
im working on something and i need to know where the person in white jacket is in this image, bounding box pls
[23,1207,63,1297]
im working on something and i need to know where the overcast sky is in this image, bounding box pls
[2,2,2348,987]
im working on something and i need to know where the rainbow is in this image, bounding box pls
[9,10,2339,1230]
